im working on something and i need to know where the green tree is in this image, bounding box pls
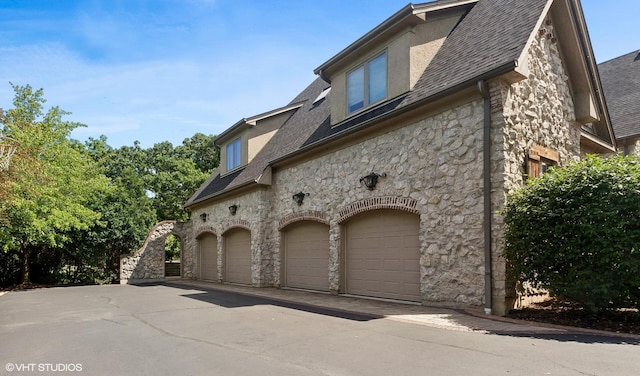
[503,155,640,312]
[176,132,219,174]
[0,84,109,284]
[145,139,211,221]
[60,136,157,284]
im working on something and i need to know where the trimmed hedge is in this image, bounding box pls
[503,155,640,312]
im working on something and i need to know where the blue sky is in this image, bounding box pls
[0,0,638,148]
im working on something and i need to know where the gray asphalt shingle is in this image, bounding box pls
[599,50,640,140]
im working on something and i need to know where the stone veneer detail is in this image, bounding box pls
[120,221,192,283]
[271,98,486,303]
[173,16,586,315]
[488,18,582,313]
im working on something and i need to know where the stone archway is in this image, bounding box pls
[120,221,190,284]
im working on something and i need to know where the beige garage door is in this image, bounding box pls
[224,228,252,284]
[198,233,218,281]
[283,221,330,291]
[346,210,421,302]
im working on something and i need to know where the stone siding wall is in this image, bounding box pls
[488,18,582,313]
[190,189,273,286]
[181,17,585,314]
[272,101,486,306]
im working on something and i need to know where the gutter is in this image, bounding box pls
[477,80,493,315]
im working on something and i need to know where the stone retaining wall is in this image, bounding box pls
[120,221,191,284]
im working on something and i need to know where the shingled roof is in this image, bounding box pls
[599,50,640,140]
[185,78,331,206]
[185,0,583,207]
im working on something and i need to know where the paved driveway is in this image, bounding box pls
[1,282,638,376]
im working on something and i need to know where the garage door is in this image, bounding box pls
[198,233,218,281]
[224,228,252,284]
[283,221,330,291]
[345,210,420,302]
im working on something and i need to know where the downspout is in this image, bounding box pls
[477,80,492,315]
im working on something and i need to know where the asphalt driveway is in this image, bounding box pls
[1,282,638,376]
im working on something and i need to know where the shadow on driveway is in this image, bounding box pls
[142,281,379,322]
[132,280,640,345]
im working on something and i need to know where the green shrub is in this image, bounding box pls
[503,155,640,312]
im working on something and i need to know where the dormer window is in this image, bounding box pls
[226,138,242,171]
[347,51,387,114]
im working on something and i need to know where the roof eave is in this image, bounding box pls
[276,60,518,167]
[214,101,306,146]
[184,179,259,208]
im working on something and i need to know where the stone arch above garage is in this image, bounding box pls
[278,210,330,230]
[221,219,251,234]
[337,197,419,224]
[196,225,217,239]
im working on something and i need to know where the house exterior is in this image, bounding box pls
[598,50,640,154]
[123,0,617,316]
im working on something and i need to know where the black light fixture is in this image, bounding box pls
[360,172,386,190]
[228,204,238,216]
[292,192,309,206]
[200,213,208,222]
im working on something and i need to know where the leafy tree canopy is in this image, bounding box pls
[0,84,110,283]
[0,84,219,287]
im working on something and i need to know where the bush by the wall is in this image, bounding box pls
[503,155,640,312]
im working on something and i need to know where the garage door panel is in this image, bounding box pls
[225,229,252,285]
[199,234,218,281]
[346,210,420,302]
[383,259,401,271]
[284,222,330,291]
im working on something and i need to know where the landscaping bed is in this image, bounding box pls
[508,300,640,335]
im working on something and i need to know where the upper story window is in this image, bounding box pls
[226,138,242,171]
[347,51,387,114]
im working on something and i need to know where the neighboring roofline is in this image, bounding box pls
[214,101,306,145]
[275,60,517,167]
[616,134,640,143]
[313,0,478,82]
[599,49,640,65]
[598,49,639,140]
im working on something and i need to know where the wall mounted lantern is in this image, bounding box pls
[228,204,238,216]
[200,213,208,222]
[292,192,309,206]
[360,172,386,190]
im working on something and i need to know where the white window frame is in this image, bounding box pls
[346,50,388,115]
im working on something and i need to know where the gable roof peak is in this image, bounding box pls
[314,0,478,82]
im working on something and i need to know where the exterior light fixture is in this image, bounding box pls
[292,192,309,206]
[200,213,208,222]
[360,172,386,190]
[228,204,238,216]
